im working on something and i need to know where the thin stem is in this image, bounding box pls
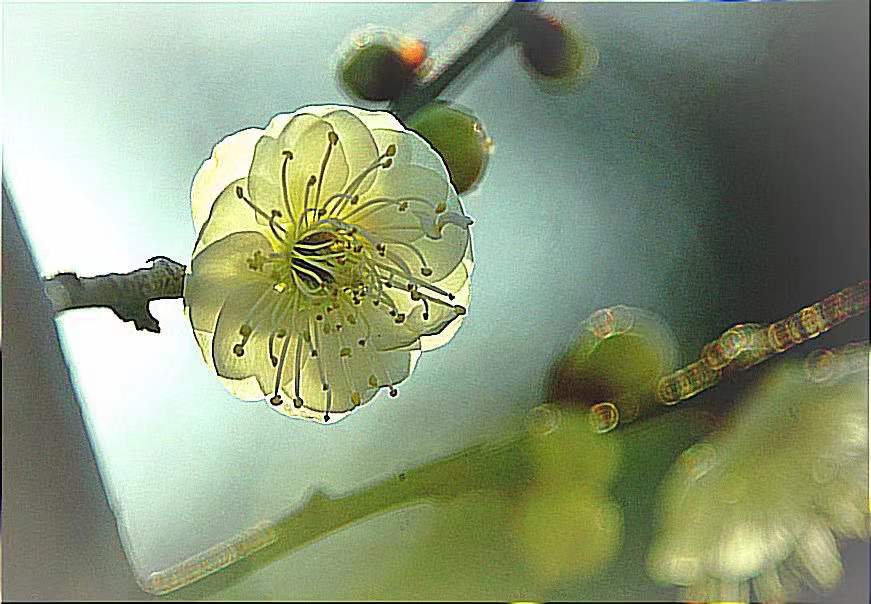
[389,2,531,122]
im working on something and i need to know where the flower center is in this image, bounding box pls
[227,130,470,421]
[289,230,352,292]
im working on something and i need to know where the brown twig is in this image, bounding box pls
[42,256,186,333]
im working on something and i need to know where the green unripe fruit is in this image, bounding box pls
[406,101,492,194]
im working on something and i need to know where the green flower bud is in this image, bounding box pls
[548,306,677,426]
[517,12,597,91]
[518,13,580,77]
[406,101,492,194]
[338,30,427,102]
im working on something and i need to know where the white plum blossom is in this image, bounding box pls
[184,105,473,423]
[647,352,869,602]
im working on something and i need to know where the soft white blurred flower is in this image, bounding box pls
[184,105,473,423]
[647,350,869,602]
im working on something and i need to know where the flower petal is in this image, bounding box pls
[370,126,450,178]
[348,165,472,282]
[348,164,450,239]
[193,328,268,401]
[248,113,353,225]
[191,127,264,233]
[184,231,274,334]
[192,178,275,259]
[308,108,382,199]
[211,280,284,394]
[418,252,473,352]
[283,314,416,418]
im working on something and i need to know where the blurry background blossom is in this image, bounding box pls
[648,352,870,602]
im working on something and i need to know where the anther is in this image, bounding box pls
[308,175,317,185]
[420,267,433,277]
[233,344,245,357]
[240,325,252,337]
[282,150,293,159]
[293,397,304,408]
[340,347,352,358]
[358,339,366,347]
[389,387,398,397]
[454,305,467,315]
[385,144,396,157]
[368,375,379,388]
[435,202,446,214]
[394,313,406,324]
[316,314,324,321]
[351,392,362,405]
[382,158,393,169]
[269,394,283,406]
[247,251,265,271]
[328,131,339,145]
[398,201,408,212]
[322,383,329,391]
[268,210,286,240]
